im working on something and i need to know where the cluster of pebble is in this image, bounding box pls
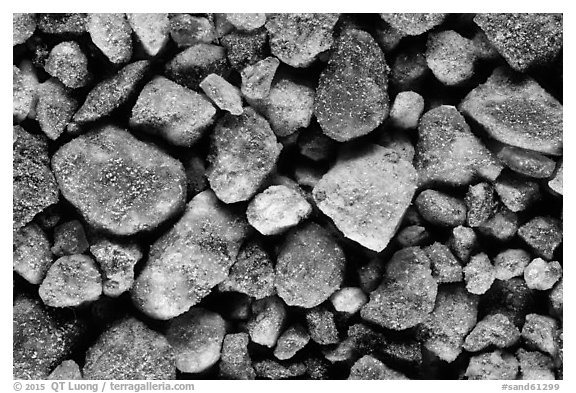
[13,13,562,381]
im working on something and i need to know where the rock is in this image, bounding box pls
[265,13,339,68]
[199,73,243,115]
[13,223,52,284]
[348,355,408,380]
[415,105,502,187]
[130,76,216,147]
[305,357,331,380]
[132,190,250,320]
[219,333,255,379]
[240,56,280,100]
[298,127,338,162]
[424,242,463,283]
[219,241,275,299]
[305,306,339,345]
[486,278,536,328]
[274,325,310,360]
[471,30,500,61]
[45,41,89,89]
[165,43,228,90]
[166,308,226,373]
[39,254,102,308]
[494,249,531,281]
[169,14,216,47]
[358,258,385,293]
[380,13,446,36]
[419,285,478,362]
[415,189,467,227]
[36,78,78,140]
[464,253,495,295]
[90,238,143,297]
[465,350,519,380]
[83,317,175,379]
[396,225,431,248]
[275,222,345,308]
[51,220,88,256]
[518,217,562,260]
[247,185,312,235]
[13,13,36,45]
[549,280,563,320]
[221,28,267,70]
[389,91,425,129]
[474,13,562,71]
[465,183,498,227]
[247,296,287,348]
[13,65,36,122]
[126,13,169,56]
[516,349,555,380]
[330,287,368,314]
[73,60,150,125]
[13,126,59,232]
[226,13,266,31]
[361,247,437,330]
[52,125,186,235]
[207,108,282,203]
[48,360,82,380]
[38,13,86,35]
[495,174,541,212]
[390,47,429,91]
[87,13,132,64]
[492,144,556,179]
[448,225,478,263]
[253,359,307,379]
[426,30,477,86]
[460,67,562,156]
[477,207,518,242]
[524,259,562,291]
[463,314,520,352]
[521,314,559,357]
[314,145,417,251]
[13,295,86,379]
[315,29,389,142]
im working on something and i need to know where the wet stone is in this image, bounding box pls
[494,249,531,281]
[426,30,477,86]
[415,105,502,187]
[448,225,479,263]
[314,145,417,251]
[463,313,521,352]
[380,13,446,36]
[48,360,82,380]
[83,317,175,379]
[516,349,555,380]
[226,13,266,31]
[13,13,36,45]
[221,28,268,71]
[131,190,250,320]
[240,56,280,100]
[45,41,89,89]
[199,73,243,115]
[218,241,276,299]
[207,108,282,203]
[274,325,310,360]
[90,238,143,297]
[424,242,463,283]
[87,13,133,64]
[51,220,88,256]
[130,76,216,147]
[389,91,425,129]
[126,13,169,56]
[38,13,86,35]
[549,160,563,195]
[465,350,519,380]
[13,65,36,123]
[464,253,496,295]
[219,333,255,380]
[495,174,541,212]
[169,14,216,48]
[521,314,559,357]
[13,223,52,285]
[39,254,102,308]
[465,183,498,227]
[524,258,562,291]
[52,125,187,236]
[166,308,226,373]
[265,13,339,68]
[517,217,562,260]
[416,189,467,227]
[474,13,562,72]
[305,306,339,345]
[36,78,78,140]
[253,359,307,379]
[348,355,408,380]
[361,247,437,330]
[247,296,287,348]
[315,29,389,142]
[165,43,229,90]
[247,185,312,236]
[478,207,519,242]
[419,285,478,362]
[460,67,562,156]
[275,222,345,308]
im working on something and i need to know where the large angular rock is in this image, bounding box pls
[313,145,417,252]
[315,29,389,142]
[83,317,175,379]
[361,247,438,330]
[474,13,562,71]
[207,108,282,203]
[87,13,132,64]
[13,223,52,284]
[51,125,186,236]
[265,13,339,68]
[415,105,502,187]
[132,190,250,320]
[275,222,345,308]
[460,67,563,156]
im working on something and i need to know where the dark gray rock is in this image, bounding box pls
[518,216,562,260]
[416,189,467,227]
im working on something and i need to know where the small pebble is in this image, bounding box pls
[494,249,531,281]
[415,189,467,227]
[51,220,89,256]
[36,78,78,140]
[491,143,557,179]
[389,91,425,129]
[524,258,562,291]
[240,56,280,100]
[464,253,496,295]
[305,306,339,345]
[396,225,431,248]
[478,208,519,242]
[221,28,267,70]
[426,30,477,86]
[518,216,562,260]
[465,182,498,227]
[13,13,36,45]
[247,296,287,348]
[521,314,559,357]
[45,41,90,89]
[169,14,216,47]
[495,174,541,212]
[463,313,520,352]
[348,355,408,380]
[219,333,255,380]
[330,287,368,314]
[87,13,133,64]
[226,13,266,31]
[13,223,53,285]
[165,43,228,90]
[516,349,555,380]
[199,73,243,115]
[380,13,446,36]
[126,13,169,56]
[424,242,463,283]
[465,350,519,380]
[274,325,310,360]
[48,360,82,380]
